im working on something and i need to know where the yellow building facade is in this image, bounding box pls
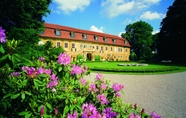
[39,23,130,61]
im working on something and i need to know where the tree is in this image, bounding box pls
[122,21,153,61]
[158,0,186,62]
[0,0,51,45]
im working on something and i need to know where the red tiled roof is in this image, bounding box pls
[40,23,130,47]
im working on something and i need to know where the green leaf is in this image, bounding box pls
[63,106,69,115]
[0,54,8,63]
[58,66,62,72]
[0,45,5,54]
[21,93,25,100]
[11,93,20,99]
[18,111,31,117]
[25,91,32,96]
[46,102,52,110]
[18,79,28,88]
[57,94,64,99]
[3,93,13,99]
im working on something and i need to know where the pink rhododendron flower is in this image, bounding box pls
[97,94,108,104]
[100,83,106,90]
[67,110,77,118]
[96,73,103,80]
[58,52,71,65]
[150,111,161,118]
[0,26,6,43]
[79,78,86,86]
[38,57,45,61]
[128,113,141,118]
[37,66,45,74]
[70,65,82,75]
[40,106,44,115]
[112,83,124,92]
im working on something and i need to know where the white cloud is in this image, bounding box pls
[140,11,164,20]
[122,18,133,25]
[53,0,91,14]
[100,0,161,18]
[152,30,159,34]
[118,32,125,37]
[90,25,104,33]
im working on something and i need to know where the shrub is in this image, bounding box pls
[94,55,101,61]
[77,54,84,61]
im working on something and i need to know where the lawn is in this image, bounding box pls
[83,61,186,74]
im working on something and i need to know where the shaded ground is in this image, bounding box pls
[84,72,186,118]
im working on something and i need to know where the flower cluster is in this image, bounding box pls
[0,26,6,43]
[97,94,108,104]
[128,113,141,118]
[38,57,45,61]
[47,74,58,90]
[10,72,20,76]
[79,78,86,86]
[67,110,78,118]
[71,64,83,75]
[82,103,102,118]
[22,66,51,78]
[150,111,161,118]
[58,52,71,65]
[112,83,124,97]
[96,73,103,81]
[102,107,118,118]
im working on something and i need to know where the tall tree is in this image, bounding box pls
[122,21,153,61]
[158,0,186,62]
[0,0,51,45]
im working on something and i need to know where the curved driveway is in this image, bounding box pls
[84,72,186,118]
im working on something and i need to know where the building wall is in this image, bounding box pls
[40,37,130,61]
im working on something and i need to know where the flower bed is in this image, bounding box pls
[0,27,161,118]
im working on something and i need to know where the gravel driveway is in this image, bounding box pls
[84,72,186,118]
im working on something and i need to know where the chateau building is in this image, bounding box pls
[39,23,130,61]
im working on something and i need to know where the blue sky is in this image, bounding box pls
[43,0,174,36]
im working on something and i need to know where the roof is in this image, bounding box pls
[40,22,130,47]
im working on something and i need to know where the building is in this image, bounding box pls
[39,23,130,61]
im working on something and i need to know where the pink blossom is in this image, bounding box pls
[97,94,108,104]
[58,52,71,65]
[79,78,86,86]
[40,106,44,115]
[70,65,82,75]
[37,66,45,74]
[128,113,141,118]
[112,83,124,92]
[100,83,106,90]
[96,73,103,81]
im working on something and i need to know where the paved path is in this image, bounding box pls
[84,72,186,118]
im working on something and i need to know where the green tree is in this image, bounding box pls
[0,0,51,45]
[122,21,153,61]
[158,0,186,62]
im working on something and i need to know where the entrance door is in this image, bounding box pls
[86,53,92,61]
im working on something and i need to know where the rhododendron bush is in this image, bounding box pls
[0,26,161,118]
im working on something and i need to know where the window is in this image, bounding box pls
[114,47,116,52]
[126,49,128,52]
[103,37,107,42]
[55,29,60,36]
[56,42,61,47]
[112,38,116,43]
[70,32,75,38]
[105,46,108,51]
[118,56,122,58]
[101,46,103,51]
[111,47,112,51]
[94,36,98,41]
[64,43,68,48]
[118,47,122,52]
[84,44,87,48]
[40,31,44,34]
[82,34,87,39]
[124,40,127,44]
[80,44,83,49]
[96,46,99,50]
[72,43,75,48]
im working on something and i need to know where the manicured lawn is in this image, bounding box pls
[83,61,186,74]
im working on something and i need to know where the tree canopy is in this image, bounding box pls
[0,0,51,44]
[122,21,153,61]
[158,0,186,62]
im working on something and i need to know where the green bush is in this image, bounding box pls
[94,55,100,61]
[76,54,84,61]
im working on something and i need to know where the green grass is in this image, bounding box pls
[83,61,186,74]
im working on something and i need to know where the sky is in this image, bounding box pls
[43,0,175,37]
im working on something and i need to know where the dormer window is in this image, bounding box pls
[94,36,98,41]
[103,37,107,42]
[55,29,60,36]
[70,31,75,38]
[112,38,116,43]
[124,40,128,44]
[82,34,87,39]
